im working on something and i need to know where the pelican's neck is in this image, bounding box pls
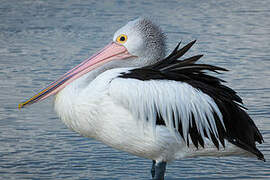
[62,63,111,95]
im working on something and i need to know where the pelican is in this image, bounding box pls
[19,18,265,180]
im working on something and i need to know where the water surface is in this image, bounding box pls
[0,0,270,179]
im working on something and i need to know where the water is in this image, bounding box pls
[0,0,269,179]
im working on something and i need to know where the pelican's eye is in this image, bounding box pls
[116,34,128,43]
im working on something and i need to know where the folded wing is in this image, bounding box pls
[109,41,264,161]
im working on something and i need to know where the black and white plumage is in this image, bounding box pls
[120,40,264,160]
[19,18,265,180]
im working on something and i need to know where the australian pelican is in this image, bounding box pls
[19,18,265,180]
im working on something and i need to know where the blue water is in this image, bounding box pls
[0,0,270,179]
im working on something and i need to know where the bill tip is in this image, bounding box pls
[18,103,24,110]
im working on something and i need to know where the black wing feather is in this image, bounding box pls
[119,41,264,161]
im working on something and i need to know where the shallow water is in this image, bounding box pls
[0,0,270,179]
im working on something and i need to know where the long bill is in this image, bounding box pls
[18,42,133,109]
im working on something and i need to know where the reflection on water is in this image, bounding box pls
[0,0,269,179]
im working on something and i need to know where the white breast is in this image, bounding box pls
[53,69,180,160]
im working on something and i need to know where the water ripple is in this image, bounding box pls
[1,0,270,179]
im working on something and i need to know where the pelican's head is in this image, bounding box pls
[113,18,166,64]
[18,18,166,108]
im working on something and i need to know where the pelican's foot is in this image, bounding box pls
[151,160,167,180]
[151,160,156,178]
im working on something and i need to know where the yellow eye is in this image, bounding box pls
[116,34,128,43]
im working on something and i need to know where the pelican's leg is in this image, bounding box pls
[151,160,156,178]
[153,161,167,180]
